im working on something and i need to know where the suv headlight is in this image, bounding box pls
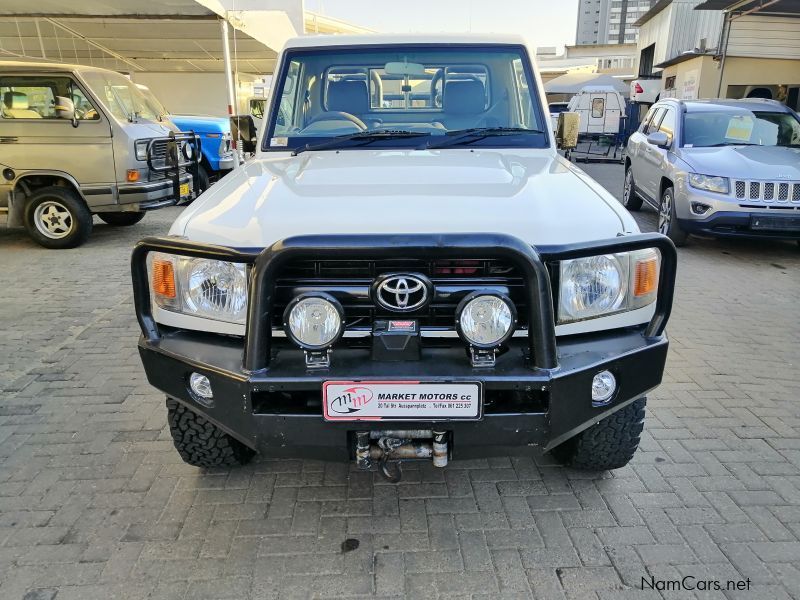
[688,173,729,194]
[558,249,660,324]
[147,253,248,324]
[134,139,150,161]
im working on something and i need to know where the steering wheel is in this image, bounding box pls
[306,111,367,131]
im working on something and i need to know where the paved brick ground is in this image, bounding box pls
[1,162,799,599]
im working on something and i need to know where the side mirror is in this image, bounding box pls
[556,112,579,150]
[646,131,670,148]
[55,96,77,127]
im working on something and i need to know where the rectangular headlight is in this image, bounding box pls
[558,248,660,324]
[134,139,150,161]
[147,252,248,324]
[688,173,729,194]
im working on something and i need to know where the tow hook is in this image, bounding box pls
[355,430,448,483]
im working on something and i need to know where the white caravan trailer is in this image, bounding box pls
[567,85,626,136]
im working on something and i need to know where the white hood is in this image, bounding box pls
[171,149,637,248]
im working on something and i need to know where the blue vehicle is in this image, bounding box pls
[137,85,237,193]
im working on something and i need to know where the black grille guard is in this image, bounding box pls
[131,232,677,374]
[146,131,202,200]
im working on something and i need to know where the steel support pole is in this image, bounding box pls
[220,17,237,116]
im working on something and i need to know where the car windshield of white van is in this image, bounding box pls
[264,46,547,153]
[683,110,800,148]
[81,71,160,123]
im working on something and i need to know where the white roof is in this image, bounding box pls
[284,32,529,50]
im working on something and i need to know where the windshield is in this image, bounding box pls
[264,45,547,152]
[136,84,169,119]
[81,71,162,123]
[683,109,800,148]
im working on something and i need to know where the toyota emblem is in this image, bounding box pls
[374,273,431,312]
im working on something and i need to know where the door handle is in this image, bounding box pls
[0,137,18,143]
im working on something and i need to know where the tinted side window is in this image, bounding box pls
[639,107,657,132]
[1,76,99,120]
[645,108,664,135]
[658,108,676,145]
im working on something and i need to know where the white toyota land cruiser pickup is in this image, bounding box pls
[132,34,676,481]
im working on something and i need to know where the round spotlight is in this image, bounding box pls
[189,372,213,400]
[591,370,616,405]
[456,293,516,348]
[284,293,344,350]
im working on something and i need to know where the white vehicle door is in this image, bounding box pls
[640,107,675,200]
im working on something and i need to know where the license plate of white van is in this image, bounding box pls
[179,183,190,197]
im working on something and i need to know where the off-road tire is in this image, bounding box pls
[166,399,255,468]
[24,186,92,249]
[98,211,146,226]
[622,164,643,211]
[552,397,646,470]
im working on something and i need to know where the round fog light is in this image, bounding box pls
[284,294,344,349]
[457,293,516,348]
[189,372,213,400]
[591,370,616,405]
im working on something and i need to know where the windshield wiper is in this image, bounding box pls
[291,130,427,156]
[424,127,543,150]
[701,141,761,147]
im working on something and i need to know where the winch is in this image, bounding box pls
[355,430,448,482]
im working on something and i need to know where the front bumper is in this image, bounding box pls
[132,232,676,460]
[678,210,800,240]
[216,154,237,171]
[139,327,668,459]
[117,174,193,209]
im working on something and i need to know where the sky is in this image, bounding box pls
[304,0,581,50]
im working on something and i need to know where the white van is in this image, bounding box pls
[0,61,198,249]
[567,85,626,136]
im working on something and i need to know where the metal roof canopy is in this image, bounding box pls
[694,0,800,14]
[544,72,629,94]
[0,0,292,73]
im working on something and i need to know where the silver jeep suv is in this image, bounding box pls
[624,98,800,246]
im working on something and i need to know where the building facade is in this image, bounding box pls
[576,0,656,45]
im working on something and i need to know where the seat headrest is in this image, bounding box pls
[327,80,369,114]
[444,79,485,115]
[4,91,29,110]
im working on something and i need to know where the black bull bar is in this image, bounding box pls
[132,232,676,374]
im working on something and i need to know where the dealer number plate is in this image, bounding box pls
[322,381,482,421]
[179,183,190,197]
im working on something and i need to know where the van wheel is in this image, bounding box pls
[24,186,92,249]
[98,212,146,226]
[166,399,255,468]
[551,397,646,470]
[658,185,687,246]
[622,165,643,210]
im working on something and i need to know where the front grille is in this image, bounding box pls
[272,259,527,330]
[734,179,800,203]
[148,139,188,176]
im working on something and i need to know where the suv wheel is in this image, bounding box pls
[658,185,687,246]
[166,399,255,468]
[622,166,643,210]
[24,186,92,249]
[98,212,146,226]
[551,397,646,470]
